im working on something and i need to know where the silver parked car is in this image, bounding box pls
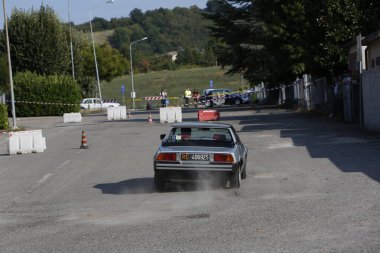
[153,122,248,191]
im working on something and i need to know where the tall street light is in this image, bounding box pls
[89,0,115,107]
[68,0,75,78]
[2,0,16,129]
[130,37,148,110]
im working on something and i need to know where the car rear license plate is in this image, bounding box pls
[181,153,209,161]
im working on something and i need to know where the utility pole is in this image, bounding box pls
[2,0,17,129]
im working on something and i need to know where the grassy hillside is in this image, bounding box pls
[102,67,249,109]
[93,30,114,45]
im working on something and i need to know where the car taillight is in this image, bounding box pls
[156,153,177,161]
[214,154,234,163]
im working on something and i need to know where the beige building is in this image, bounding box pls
[363,30,380,70]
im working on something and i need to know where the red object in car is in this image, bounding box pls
[198,110,220,121]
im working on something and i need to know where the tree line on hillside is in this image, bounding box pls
[75,6,218,72]
[204,0,380,86]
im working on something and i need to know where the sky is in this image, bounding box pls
[2,0,209,25]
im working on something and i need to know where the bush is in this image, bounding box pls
[0,104,8,130]
[13,72,81,117]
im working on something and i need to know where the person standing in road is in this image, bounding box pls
[184,88,192,108]
[160,89,168,107]
[192,89,200,108]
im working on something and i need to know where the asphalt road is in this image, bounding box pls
[0,106,379,252]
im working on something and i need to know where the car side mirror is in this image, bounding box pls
[160,134,166,140]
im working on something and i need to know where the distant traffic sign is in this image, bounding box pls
[121,84,125,94]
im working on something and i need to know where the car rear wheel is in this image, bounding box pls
[230,167,241,188]
[234,99,242,105]
[205,100,213,107]
[154,173,165,192]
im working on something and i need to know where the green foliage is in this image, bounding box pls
[149,55,177,71]
[176,47,214,67]
[75,17,112,32]
[5,5,70,75]
[0,54,8,92]
[303,0,361,75]
[359,0,380,34]
[106,6,214,68]
[0,4,131,98]
[13,72,81,117]
[0,104,8,130]
[205,0,379,84]
[204,0,272,83]
[81,43,129,82]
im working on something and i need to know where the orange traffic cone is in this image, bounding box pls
[148,113,153,123]
[127,109,132,118]
[80,130,89,149]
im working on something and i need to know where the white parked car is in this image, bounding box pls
[80,98,120,110]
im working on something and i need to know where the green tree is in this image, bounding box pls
[4,5,70,75]
[130,9,144,25]
[303,0,361,76]
[81,43,129,83]
[205,0,377,84]
[204,0,272,83]
[359,0,380,34]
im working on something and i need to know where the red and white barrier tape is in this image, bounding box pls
[145,96,164,100]
[5,100,77,106]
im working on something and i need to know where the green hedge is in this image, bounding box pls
[14,72,81,117]
[0,104,8,130]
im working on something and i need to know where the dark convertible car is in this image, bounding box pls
[153,122,248,191]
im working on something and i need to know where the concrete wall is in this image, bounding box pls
[362,68,380,131]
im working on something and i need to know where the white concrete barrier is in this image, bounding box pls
[174,107,182,123]
[120,106,127,120]
[107,106,127,120]
[159,108,167,123]
[63,112,82,123]
[160,107,182,123]
[8,130,47,155]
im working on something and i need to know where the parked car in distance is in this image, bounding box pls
[199,88,249,107]
[224,92,250,105]
[199,88,231,107]
[153,122,248,191]
[80,98,120,110]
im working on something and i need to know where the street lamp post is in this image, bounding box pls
[67,0,75,78]
[89,13,103,106]
[2,0,16,129]
[89,0,115,107]
[129,37,148,110]
[68,0,75,78]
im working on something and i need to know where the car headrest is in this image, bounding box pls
[213,134,226,141]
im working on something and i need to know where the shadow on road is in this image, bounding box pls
[94,178,227,194]
[239,111,380,182]
[94,178,155,194]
